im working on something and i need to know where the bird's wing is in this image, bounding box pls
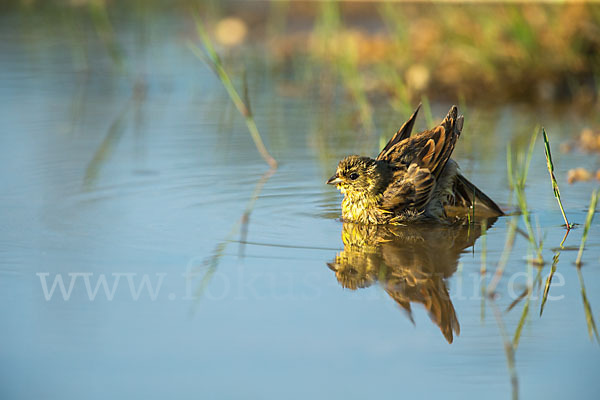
[377,104,421,161]
[379,106,463,179]
[453,173,504,216]
[380,164,435,212]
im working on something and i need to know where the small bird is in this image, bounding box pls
[327,105,503,224]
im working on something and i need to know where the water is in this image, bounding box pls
[1,7,599,400]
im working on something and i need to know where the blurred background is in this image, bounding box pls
[1,1,600,399]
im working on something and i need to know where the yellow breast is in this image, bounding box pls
[341,192,387,224]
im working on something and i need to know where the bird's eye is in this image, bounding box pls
[349,172,359,180]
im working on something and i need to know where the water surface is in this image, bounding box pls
[1,7,599,400]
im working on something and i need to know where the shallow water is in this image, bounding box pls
[1,7,600,400]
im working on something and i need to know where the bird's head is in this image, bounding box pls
[327,155,388,196]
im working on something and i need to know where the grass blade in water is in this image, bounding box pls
[540,252,560,316]
[513,294,530,350]
[542,127,571,229]
[190,16,277,169]
[576,266,600,344]
[492,303,519,400]
[575,189,598,266]
[487,217,518,295]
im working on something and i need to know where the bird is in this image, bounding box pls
[326,105,504,224]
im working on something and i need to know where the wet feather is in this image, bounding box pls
[327,105,503,224]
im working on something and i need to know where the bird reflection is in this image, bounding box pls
[328,220,495,343]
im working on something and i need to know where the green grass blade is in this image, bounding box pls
[190,16,277,169]
[514,184,543,264]
[576,266,600,344]
[542,127,570,229]
[507,143,514,191]
[487,217,518,295]
[518,127,538,189]
[575,189,598,266]
[540,252,559,316]
[513,296,530,349]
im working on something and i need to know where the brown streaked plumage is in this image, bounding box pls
[327,221,503,343]
[327,105,504,224]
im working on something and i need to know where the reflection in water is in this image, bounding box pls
[328,220,495,343]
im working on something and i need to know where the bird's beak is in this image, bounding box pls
[327,174,342,185]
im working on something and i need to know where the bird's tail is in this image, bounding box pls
[454,173,504,217]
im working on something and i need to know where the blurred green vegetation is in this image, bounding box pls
[7,0,600,183]
[9,0,600,162]
[268,1,600,105]
[8,0,600,105]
